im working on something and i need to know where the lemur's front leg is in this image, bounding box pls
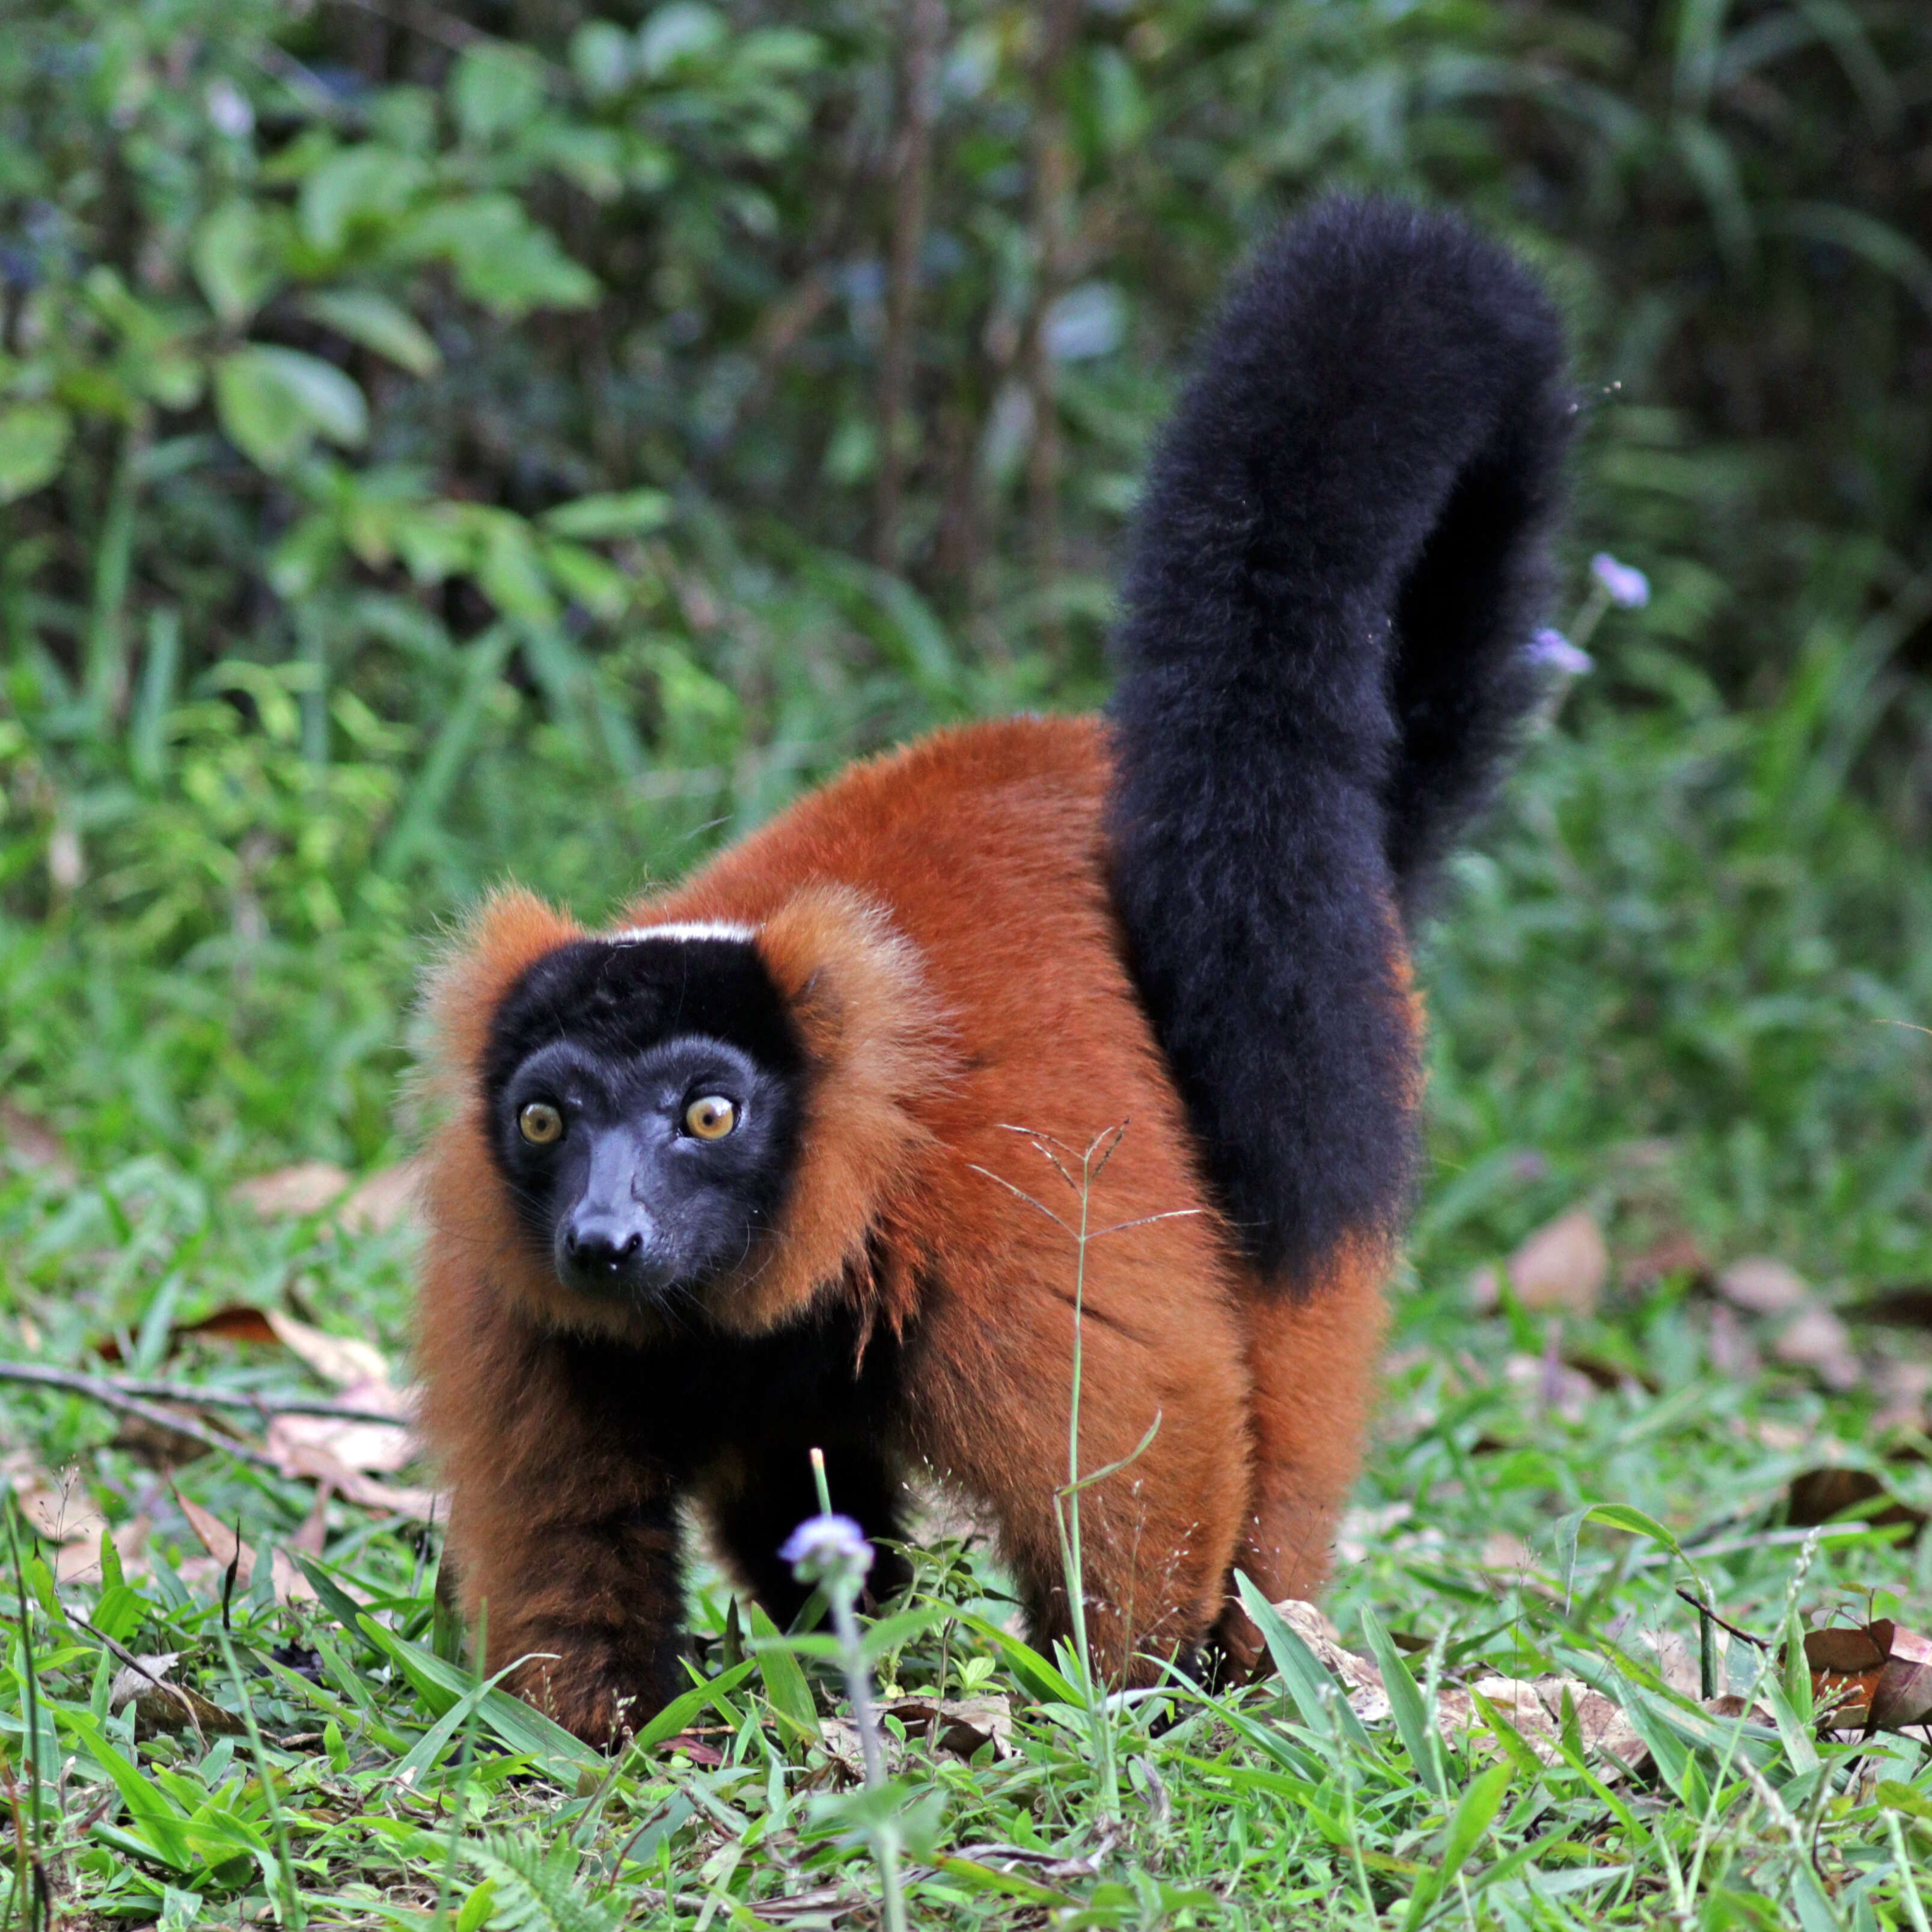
[430,1310,687,1746]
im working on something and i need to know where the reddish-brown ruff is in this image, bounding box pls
[417,714,1407,1738]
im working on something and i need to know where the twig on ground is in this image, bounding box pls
[0,1365,281,1469]
[70,1610,207,1744]
[1672,1586,1770,1651]
[0,1360,405,1426]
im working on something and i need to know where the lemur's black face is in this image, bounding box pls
[483,929,804,1306]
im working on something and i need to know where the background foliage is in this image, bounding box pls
[3,0,1930,1211]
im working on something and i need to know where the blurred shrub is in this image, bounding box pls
[0,0,1928,1172]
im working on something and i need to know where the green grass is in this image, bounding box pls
[4,626,1932,1928]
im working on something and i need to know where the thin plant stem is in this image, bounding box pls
[3,1515,44,1932]
[218,1623,307,1928]
[1049,1128,1125,1818]
[1887,1810,1931,1932]
[430,1601,491,1924]
[800,1447,906,1932]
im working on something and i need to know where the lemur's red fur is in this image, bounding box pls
[418,715,1409,1723]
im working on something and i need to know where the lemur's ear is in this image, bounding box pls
[422,888,582,1098]
[696,885,955,1336]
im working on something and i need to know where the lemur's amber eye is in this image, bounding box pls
[685,1096,737,1140]
[518,1101,564,1145]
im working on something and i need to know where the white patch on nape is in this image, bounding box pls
[605,920,758,946]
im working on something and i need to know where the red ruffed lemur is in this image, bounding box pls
[416,197,1573,1744]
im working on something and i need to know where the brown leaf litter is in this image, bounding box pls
[229,1158,423,1233]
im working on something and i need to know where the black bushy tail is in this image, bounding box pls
[1107,197,1571,1282]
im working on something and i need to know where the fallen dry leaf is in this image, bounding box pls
[263,1309,395,1395]
[1508,1209,1608,1316]
[108,1651,246,1740]
[1623,1230,1709,1291]
[1715,1257,1810,1317]
[1452,1675,1647,1770]
[1771,1306,1861,1391]
[231,1160,353,1218]
[1787,1467,1925,1542]
[265,1434,440,1521]
[0,1099,72,1179]
[1869,1357,1932,1434]
[653,1731,727,1765]
[1802,1621,1932,1733]
[94,1303,278,1364]
[1845,1285,1932,1330]
[1268,1599,1649,1775]
[340,1159,424,1234]
[1503,1351,1595,1422]
[230,1158,421,1232]
[887,1693,1014,1759]
[264,1411,418,1474]
[111,1412,222,1470]
[11,1469,151,1583]
[1707,1303,1760,1380]
[821,1695,1014,1778]
[171,1487,317,1604]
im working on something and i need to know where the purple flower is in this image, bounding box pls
[780,1513,874,1588]
[1526,628,1594,678]
[1589,552,1649,610]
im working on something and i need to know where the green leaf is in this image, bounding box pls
[950,1611,1083,1706]
[61,1710,195,1871]
[1233,1572,1370,1746]
[1584,1502,1683,1550]
[457,1832,623,1932]
[0,403,71,503]
[300,289,441,376]
[1878,1780,1932,1821]
[90,1582,143,1645]
[540,489,673,540]
[628,1659,758,1752]
[542,540,631,620]
[1360,1606,1445,1797]
[216,346,367,472]
[298,145,427,254]
[1775,202,1932,316]
[637,4,728,78]
[746,1601,821,1743]
[1466,1685,1545,1782]
[192,200,282,324]
[570,22,633,99]
[453,44,547,144]
[453,1880,497,1932]
[1438,1762,1512,1884]
[398,195,596,317]
[858,1604,950,1665]
[930,1854,1074,1907]
[353,1612,600,1784]
[1790,1862,1848,1932]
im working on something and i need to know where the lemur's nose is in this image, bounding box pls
[563,1216,644,1273]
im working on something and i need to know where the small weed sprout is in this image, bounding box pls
[782,1451,908,1932]
[972,1122,1194,1821]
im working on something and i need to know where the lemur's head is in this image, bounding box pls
[481,926,804,1304]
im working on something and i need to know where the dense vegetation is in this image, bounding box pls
[2,1,1931,1925]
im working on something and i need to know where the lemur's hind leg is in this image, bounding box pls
[910,1242,1255,1690]
[1215,1240,1390,1673]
